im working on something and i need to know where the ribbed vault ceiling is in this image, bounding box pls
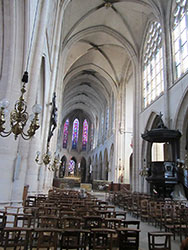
[61,0,165,125]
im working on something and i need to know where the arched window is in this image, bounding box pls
[82,119,88,150]
[63,119,69,148]
[90,123,94,149]
[68,159,75,175]
[143,21,164,108]
[172,0,188,79]
[72,118,79,149]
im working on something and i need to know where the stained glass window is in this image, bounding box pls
[72,118,79,149]
[68,159,75,175]
[143,21,164,108]
[90,123,94,149]
[82,119,88,150]
[63,119,69,148]
[172,0,188,80]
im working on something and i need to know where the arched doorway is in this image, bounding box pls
[68,157,77,176]
[80,157,86,183]
[59,156,67,178]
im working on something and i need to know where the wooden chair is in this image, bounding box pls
[30,228,61,249]
[140,199,149,222]
[60,228,90,250]
[90,228,115,250]
[113,211,127,220]
[38,215,59,229]
[2,227,32,250]
[117,227,140,250]
[148,231,173,250]
[4,206,22,227]
[104,217,122,229]
[121,220,140,229]
[83,215,103,229]
[59,216,82,229]
[14,214,32,228]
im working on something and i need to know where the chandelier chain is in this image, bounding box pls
[26,0,40,71]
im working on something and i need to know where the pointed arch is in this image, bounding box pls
[63,118,69,148]
[82,119,88,150]
[59,156,67,178]
[80,157,86,183]
[72,118,79,149]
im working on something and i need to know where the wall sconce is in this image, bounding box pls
[139,158,148,177]
[0,72,42,140]
[177,158,188,170]
[35,145,61,171]
[139,167,148,177]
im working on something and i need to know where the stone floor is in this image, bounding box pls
[92,191,182,250]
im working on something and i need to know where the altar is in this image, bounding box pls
[53,176,81,189]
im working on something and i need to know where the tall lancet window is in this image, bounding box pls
[72,118,79,149]
[90,123,94,149]
[143,21,164,108]
[172,0,188,80]
[63,119,69,148]
[82,119,88,150]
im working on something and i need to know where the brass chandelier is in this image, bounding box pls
[0,72,42,140]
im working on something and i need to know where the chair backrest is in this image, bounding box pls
[104,218,122,229]
[121,220,140,229]
[59,216,82,229]
[91,228,116,250]
[83,215,103,229]
[117,228,140,250]
[61,229,90,250]
[148,231,173,250]
[38,216,58,228]
[14,214,32,228]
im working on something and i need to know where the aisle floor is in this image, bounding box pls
[93,191,181,250]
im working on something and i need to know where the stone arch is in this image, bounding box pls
[88,156,92,183]
[174,87,188,160]
[67,156,77,176]
[80,157,86,183]
[59,155,67,178]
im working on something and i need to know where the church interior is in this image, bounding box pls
[0,0,188,249]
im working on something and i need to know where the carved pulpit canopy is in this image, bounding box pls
[142,112,182,143]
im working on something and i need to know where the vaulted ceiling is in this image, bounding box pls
[60,0,168,125]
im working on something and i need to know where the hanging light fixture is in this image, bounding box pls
[35,145,61,171]
[35,91,59,171]
[0,0,42,140]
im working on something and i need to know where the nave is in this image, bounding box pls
[0,187,185,250]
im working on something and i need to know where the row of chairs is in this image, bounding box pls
[0,189,141,249]
[109,190,188,242]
